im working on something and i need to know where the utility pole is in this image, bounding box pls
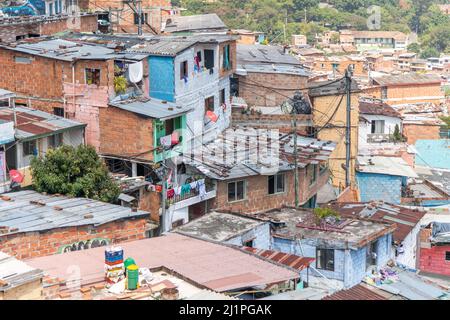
[160,148,167,233]
[345,67,352,188]
[283,93,308,209]
[137,0,143,36]
[283,10,287,44]
[293,115,299,208]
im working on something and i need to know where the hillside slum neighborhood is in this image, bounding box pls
[0,2,449,301]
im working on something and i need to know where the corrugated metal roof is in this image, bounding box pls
[109,97,193,121]
[163,14,227,33]
[237,63,310,76]
[332,202,426,242]
[1,39,116,62]
[27,233,299,292]
[309,78,360,97]
[185,128,336,180]
[373,73,442,86]
[0,190,150,236]
[357,156,418,178]
[238,44,302,66]
[0,89,15,100]
[242,247,315,271]
[0,252,44,292]
[0,106,85,141]
[368,268,448,300]
[1,39,147,62]
[127,34,236,56]
[323,284,387,300]
[128,39,197,56]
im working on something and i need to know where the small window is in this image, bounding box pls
[219,89,226,106]
[15,56,31,64]
[180,61,188,80]
[23,140,37,157]
[316,248,335,271]
[371,120,385,134]
[205,96,215,114]
[446,251,450,261]
[204,49,215,70]
[244,239,254,248]
[228,180,246,202]
[133,13,148,25]
[381,86,388,99]
[196,51,202,62]
[85,68,101,86]
[268,173,285,195]
[222,44,231,71]
[319,162,328,175]
[308,164,317,185]
[49,133,63,149]
[53,107,64,117]
[165,118,174,135]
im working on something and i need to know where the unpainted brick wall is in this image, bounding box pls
[237,72,308,107]
[98,106,154,161]
[403,124,441,145]
[0,218,149,260]
[211,166,329,214]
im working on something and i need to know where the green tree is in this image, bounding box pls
[31,145,120,203]
[407,42,421,53]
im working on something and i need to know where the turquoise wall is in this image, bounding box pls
[149,56,175,102]
[356,172,403,204]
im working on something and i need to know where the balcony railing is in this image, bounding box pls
[165,181,216,207]
[367,133,397,143]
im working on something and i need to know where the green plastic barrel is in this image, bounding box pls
[127,264,139,290]
[124,257,136,269]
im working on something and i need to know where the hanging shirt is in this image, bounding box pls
[198,179,207,198]
[167,189,175,199]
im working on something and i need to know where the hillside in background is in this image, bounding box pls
[172,0,450,57]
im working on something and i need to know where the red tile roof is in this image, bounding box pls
[323,284,387,300]
[242,247,315,271]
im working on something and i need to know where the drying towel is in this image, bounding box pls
[127,61,143,83]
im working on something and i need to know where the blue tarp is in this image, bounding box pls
[0,0,45,16]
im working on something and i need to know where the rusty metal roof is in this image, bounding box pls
[323,284,387,300]
[0,106,85,141]
[331,202,426,243]
[242,247,315,271]
[27,233,299,292]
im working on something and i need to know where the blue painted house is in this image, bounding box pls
[130,34,237,161]
[253,208,395,288]
[356,156,418,204]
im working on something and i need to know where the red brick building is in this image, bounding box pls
[419,225,450,277]
[235,44,309,107]
[0,191,156,260]
[0,37,148,150]
[185,127,337,214]
[0,14,98,43]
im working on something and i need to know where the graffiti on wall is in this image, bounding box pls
[0,0,45,16]
[58,238,110,254]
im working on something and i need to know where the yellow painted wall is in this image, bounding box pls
[311,93,359,189]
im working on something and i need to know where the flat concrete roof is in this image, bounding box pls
[250,208,395,250]
[174,211,266,242]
